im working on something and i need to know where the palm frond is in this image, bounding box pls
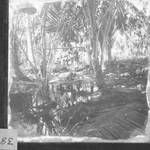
[98,0,126,50]
[115,0,126,32]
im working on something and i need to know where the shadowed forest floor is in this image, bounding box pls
[61,88,149,139]
[9,57,150,140]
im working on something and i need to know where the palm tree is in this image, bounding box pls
[80,0,126,88]
[40,0,126,89]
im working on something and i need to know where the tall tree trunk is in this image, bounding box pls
[11,32,31,81]
[26,15,36,67]
[145,54,150,136]
[107,46,112,62]
[87,0,105,89]
[91,35,105,89]
[145,23,150,137]
[146,61,150,108]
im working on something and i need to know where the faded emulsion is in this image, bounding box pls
[8,0,150,142]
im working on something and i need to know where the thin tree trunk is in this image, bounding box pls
[41,20,47,79]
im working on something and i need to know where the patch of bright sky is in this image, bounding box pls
[129,0,150,16]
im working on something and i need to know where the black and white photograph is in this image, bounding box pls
[8,0,150,142]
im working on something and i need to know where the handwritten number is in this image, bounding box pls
[0,137,7,145]
[7,138,13,145]
[0,137,14,145]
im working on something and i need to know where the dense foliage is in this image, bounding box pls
[9,0,150,139]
